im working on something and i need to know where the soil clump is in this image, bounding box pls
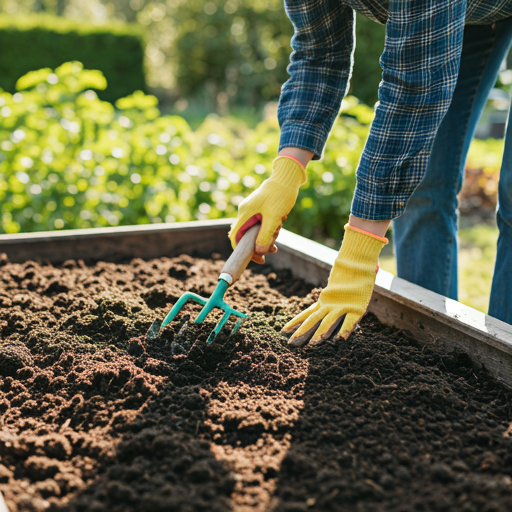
[0,253,511,512]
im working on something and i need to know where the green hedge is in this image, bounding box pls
[0,14,146,104]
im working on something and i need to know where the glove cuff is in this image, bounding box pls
[271,156,307,188]
[345,223,388,244]
[339,223,387,265]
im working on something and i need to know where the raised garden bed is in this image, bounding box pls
[1,221,512,512]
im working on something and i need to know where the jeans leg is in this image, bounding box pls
[489,106,512,323]
[393,20,512,300]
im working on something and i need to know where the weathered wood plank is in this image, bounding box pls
[0,220,232,264]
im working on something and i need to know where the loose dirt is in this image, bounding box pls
[0,253,511,512]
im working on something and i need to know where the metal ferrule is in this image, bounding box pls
[219,272,233,285]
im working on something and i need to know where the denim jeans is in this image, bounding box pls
[393,18,512,324]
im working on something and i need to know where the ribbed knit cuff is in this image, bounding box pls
[345,223,388,244]
[271,156,307,188]
[340,224,387,265]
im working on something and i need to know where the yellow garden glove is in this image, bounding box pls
[228,156,306,263]
[283,224,388,346]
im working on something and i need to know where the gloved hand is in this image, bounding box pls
[283,224,388,345]
[229,156,306,263]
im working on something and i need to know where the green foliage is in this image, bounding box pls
[351,14,385,107]
[172,0,294,107]
[466,137,504,173]
[0,63,374,241]
[172,5,385,109]
[0,13,145,104]
[289,97,373,243]
[1,62,505,244]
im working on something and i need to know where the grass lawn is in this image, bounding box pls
[379,220,499,314]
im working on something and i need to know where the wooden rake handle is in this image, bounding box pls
[220,223,260,285]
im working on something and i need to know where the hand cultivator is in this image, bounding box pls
[147,224,260,346]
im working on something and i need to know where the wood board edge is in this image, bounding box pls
[0,220,234,264]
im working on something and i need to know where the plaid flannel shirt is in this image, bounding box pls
[278,0,512,220]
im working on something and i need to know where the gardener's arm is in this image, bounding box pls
[285,0,468,345]
[229,0,355,262]
[352,0,467,221]
[278,0,355,160]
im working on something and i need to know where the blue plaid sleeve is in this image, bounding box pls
[278,0,355,160]
[351,0,467,220]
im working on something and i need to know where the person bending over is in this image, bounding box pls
[229,0,512,346]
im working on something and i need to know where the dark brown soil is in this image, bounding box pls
[1,253,512,512]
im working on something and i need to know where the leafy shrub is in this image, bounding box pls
[459,138,503,214]
[0,62,193,233]
[173,6,384,109]
[2,62,504,244]
[0,14,145,104]
[0,63,373,242]
[290,97,374,243]
[172,0,292,107]
[352,15,385,107]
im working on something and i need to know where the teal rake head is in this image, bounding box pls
[146,223,260,347]
[146,275,249,344]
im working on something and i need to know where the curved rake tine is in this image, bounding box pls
[146,319,162,341]
[160,292,208,330]
[231,313,250,335]
[146,293,207,341]
[207,309,233,344]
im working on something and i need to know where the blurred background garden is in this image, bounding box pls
[0,0,511,314]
